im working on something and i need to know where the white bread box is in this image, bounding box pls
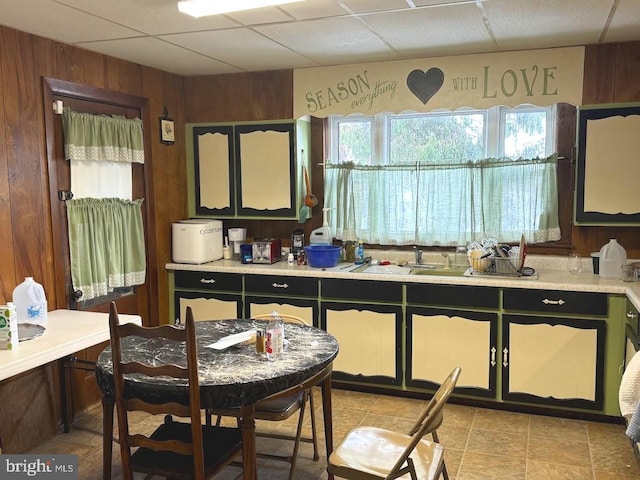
[172,219,223,264]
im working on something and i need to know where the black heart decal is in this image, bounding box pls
[407,68,444,105]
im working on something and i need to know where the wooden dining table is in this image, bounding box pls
[95,318,339,480]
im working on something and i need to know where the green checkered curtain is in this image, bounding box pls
[62,108,144,164]
[66,198,146,301]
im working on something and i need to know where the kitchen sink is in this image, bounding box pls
[408,264,467,276]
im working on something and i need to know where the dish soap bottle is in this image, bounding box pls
[265,311,284,361]
[354,239,365,264]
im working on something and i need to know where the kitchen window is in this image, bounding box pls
[325,105,559,246]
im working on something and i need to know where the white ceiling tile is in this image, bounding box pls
[604,0,640,43]
[225,5,298,25]
[0,0,140,43]
[55,0,240,35]
[278,0,350,20]
[162,29,321,71]
[484,0,610,50]
[256,17,402,64]
[362,3,495,56]
[77,37,242,76]
[339,0,414,14]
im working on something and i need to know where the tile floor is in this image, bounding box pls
[27,387,640,479]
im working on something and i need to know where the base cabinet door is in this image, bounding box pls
[502,315,606,410]
[174,291,243,324]
[245,297,318,326]
[407,307,497,398]
[322,301,402,386]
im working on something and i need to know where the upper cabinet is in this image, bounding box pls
[575,104,640,225]
[186,118,311,219]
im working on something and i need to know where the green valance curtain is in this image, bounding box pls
[325,154,560,246]
[67,198,146,302]
[61,108,144,164]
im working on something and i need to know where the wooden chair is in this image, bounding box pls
[210,312,319,480]
[328,366,461,480]
[109,302,243,480]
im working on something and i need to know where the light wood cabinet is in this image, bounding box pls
[187,119,310,219]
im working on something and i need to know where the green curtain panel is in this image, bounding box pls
[61,108,144,164]
[325,154,560,246]
[67,198,146,301]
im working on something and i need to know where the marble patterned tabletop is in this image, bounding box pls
[95,319,339,409]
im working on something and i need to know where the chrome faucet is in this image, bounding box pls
[442,252,451,270]
[413,246,423,265]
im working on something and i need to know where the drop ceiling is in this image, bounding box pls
[2,0,639,76]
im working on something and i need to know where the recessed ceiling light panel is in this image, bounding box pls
[178,0,304,18]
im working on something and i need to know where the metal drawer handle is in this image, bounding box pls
[628,311,638,320]
[271,283,289,289]
[200,278,216,284]
[542,298,565,305]
[503,347,509,367]
[490,346,496,367]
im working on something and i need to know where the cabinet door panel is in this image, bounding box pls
[235,123,296,217]
[503,315,606,410]
[245,296,318,327]
[174,292,242,324]
[407,307,497,398]
[192,125,235,216]
[322,302,401,385]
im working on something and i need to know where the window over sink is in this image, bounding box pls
[325,105,559,246]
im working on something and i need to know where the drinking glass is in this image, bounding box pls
[567,253,582,274]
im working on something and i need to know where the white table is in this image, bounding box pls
[0,309,141,443]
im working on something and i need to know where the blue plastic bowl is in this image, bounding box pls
[304,245,342,268]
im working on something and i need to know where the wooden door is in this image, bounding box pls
[43,78,155,415]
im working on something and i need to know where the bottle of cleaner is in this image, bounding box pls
[599,239,627,279]
[355,239,365,264]
[310,208,333,245]
[265,311,284,361]
[12,277,47,326]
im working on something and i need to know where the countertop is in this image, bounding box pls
[166,253,640,311]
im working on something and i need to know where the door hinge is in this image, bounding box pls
[58,190,74,201]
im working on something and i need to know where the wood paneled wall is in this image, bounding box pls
[0,26,187,452]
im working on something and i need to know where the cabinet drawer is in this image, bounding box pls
[245,275,318,297]
[503,289,607,316]
[321,279,402,303]
[406,283,499,309]
[174,271,242,292]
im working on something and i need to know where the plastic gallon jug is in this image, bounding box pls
[599,239,627,279]
[12,277,47,325]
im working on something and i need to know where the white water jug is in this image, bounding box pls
[12,277,48,326]
[598,239,627,279]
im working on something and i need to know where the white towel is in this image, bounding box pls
[620,350,640,419]
[627,402,640,442]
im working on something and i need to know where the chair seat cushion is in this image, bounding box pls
[328,426,443,480]
[255,392,304,416]
[131,421,242,479]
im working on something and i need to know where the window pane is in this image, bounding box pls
[336,120,372,165]
[503,110,547,158]
[389,113,484,164]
